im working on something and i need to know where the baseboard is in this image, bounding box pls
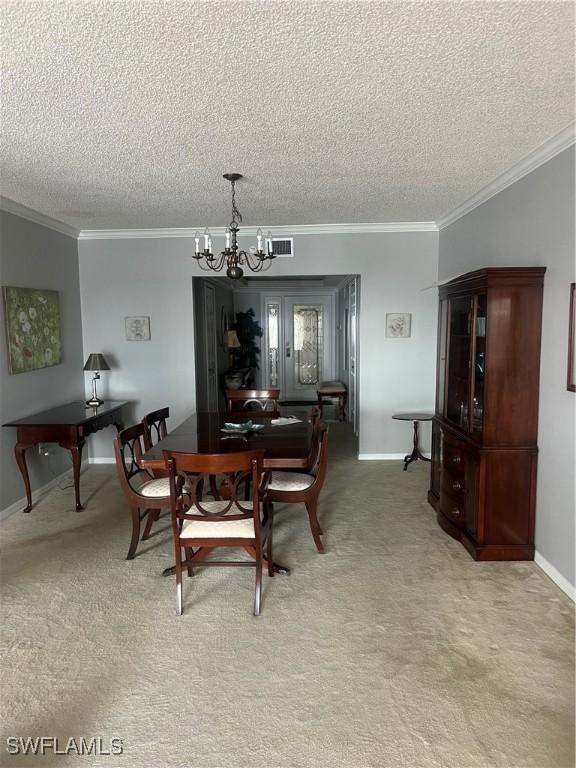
[358,453,406,460]
[88,458,116,465]
[358,453,432,460]
[0,461,88,521]
[535,551,575,601]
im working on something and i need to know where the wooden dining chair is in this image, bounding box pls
[266,421,329,553]
[226,388,280,415]
[113,424,171,559]
[163,449,273,616]
[142,406,170,450]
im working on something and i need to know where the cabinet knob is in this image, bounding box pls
[452,507,461,517]
[452,480,462,491]
[452,455,461,465]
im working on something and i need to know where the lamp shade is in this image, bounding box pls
[224,330,241,349]
[83,353,110,372]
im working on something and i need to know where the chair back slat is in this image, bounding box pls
[113,423,154,493]
[142,407,170,450]
[163,450,265,536]
[226,389,280,415]
[309,422,329,480]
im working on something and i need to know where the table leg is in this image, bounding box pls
[62,441,85,511]
[14,443,33,513]
[403,421,431,470]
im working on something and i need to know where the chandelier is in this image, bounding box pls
[192,173,276,280]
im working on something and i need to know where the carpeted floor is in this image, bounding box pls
[0,424,574,768]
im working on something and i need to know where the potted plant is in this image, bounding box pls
[224,308,263,389]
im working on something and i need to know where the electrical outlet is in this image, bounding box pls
[38,444,50,457]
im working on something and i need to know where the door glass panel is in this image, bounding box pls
[266,302,280,387]
[445,296,472,429]
[437,298,449,416]
[293,305,323,386]
[471,293,487,436]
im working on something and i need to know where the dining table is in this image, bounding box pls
[138,410,314,575]
[138,411,312,471]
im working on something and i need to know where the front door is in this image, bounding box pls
[263,294,335,400]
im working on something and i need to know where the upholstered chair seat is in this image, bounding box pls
[133,476,171,498]
[267,472,315,492]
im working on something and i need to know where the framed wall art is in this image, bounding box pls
[385,312,412,338]
[2,286,62,374]
[125,316,151,341]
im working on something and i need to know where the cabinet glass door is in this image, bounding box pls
[445,295,473,430]
[471,293,487,437]
[436,298,449,416]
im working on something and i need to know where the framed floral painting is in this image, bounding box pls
[2,286,62,374]
[385,312,412,338]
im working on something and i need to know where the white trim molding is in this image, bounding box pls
[535,551,575,602]
[437,122,576,230]
[88,457,116,465]
[358,453,407,460]
[78,221,438,240]
[0,196,80,238]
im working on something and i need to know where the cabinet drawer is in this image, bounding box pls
[441,471,465,502]
[442,440,466,475]
[440,489,465,526]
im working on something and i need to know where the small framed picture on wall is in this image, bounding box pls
[386,312,411,338]
[125,316,151,341]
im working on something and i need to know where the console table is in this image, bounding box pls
[3,400,128,513]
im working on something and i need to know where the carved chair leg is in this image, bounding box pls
[305,499,325,553]
[266,527,274,578]
[185,546,195,577]
[254,547,263,616]
[141,509,155,541]
[126,506,141,560]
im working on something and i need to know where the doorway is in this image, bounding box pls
[263,294,335,400]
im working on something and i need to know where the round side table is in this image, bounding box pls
[392,412,434,471]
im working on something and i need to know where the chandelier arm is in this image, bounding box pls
[240,250,257,270]
[213,252,227,271]
[196,258,215,272]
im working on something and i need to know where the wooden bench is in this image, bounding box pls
[317,381,347,422]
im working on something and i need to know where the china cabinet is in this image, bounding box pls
[428,267,546,560]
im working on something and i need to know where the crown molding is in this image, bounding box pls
[78,221,438,240]
[0,196,79,238]
[437,122,576,230]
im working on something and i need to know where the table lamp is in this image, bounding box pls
[83,353,110,406]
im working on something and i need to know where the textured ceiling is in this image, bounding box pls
[1,1,574,230]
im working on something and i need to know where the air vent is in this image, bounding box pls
[271,237,294,257]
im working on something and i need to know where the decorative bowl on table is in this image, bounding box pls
[220,421,265,435]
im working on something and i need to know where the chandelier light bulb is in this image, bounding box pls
[203,228,210,251]
[256,228,263,252]
[225,227,231,250]
[194,231,200,255]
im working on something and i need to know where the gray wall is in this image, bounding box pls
[0,211,83,511]
[78,230,439,458]
[438,146,575,589]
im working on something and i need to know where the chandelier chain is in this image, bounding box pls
[230,179,242,227]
